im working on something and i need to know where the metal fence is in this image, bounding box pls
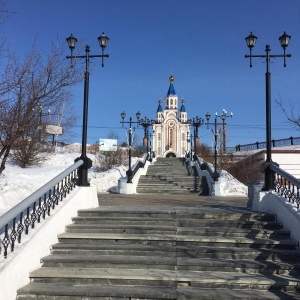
[0,160,83,259]
[234,136,300,152]
[270,163,300,208]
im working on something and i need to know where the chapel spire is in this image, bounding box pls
[166,75,178,109]
[167,75,176,96]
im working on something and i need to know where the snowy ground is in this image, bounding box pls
[0,148,247,217]
[0,150,128,217]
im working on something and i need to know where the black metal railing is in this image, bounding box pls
[0,159,83,259]
[235,136,300,152]
[131,153,149,179]
[269,163,300,208]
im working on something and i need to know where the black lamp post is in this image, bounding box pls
[148,131,154,162]
[120,111,141,183]
[219,109,233,153]
[139,116,154,160]
[205,112,219,181]
[187,131,193,159]
[205,111,232,181]
[245,31,291,191]
[66,32,109,186]
[188,116,204,160]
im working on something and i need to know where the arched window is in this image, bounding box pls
[169,128,173,146]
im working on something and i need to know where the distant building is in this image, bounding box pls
[152,75,191,157]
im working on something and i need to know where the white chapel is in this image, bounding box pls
[152,75,191,158]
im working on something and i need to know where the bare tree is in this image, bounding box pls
[0,1,14,53]
[107,130,119,140]
[276,99,300,129]
[227,152,264,185]
[0,1,13,22]
[0,40,83,173]
[94,148,127,172]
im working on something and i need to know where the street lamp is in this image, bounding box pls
[120,111,141,183]
[187,131,193,159]
[219,109,233,153]
[205,110,232,181]
[205,112,219,181]
[148,131,154,162]
[139,116,155,160]
[245,31,291,191]
[186,131,194,162]
[66,32,109,186]
[188,116,204,160]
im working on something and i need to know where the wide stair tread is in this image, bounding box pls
[17,205,300,299]
[16,282,300,299]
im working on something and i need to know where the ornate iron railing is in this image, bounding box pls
[269,163,300,208]
[0,159,83,259]
[235,136,300,152]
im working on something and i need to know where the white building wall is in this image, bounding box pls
[261,150,300,179]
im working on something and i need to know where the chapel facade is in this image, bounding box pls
[152,75,191,158]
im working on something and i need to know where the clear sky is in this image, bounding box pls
[2,0,300,148]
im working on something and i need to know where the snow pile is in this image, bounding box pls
[218,169,248,196]
[90,165,127,194]
[0,151,127,216]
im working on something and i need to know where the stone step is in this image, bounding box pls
[39,254,300,275]
[24,267,300,291]
[136,188,194,194]
[56,232,298,249]
[71,217,282,229]
[17,282,300,300]
[50,243,300,262]
[65,224,290,239]
[137,157,202,196]
[75,209,276,221]
[41,254,177,270]
[137,182,199,188]
[138,179,197,186]
[138,178,196,184]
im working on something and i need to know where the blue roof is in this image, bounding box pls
[167,83,176,95]
[157,102,163,112]
[180,104,186,112]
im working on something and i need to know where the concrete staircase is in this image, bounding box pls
[137,157,209,195]
[17,204,300,299]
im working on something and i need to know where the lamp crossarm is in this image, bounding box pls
[66,54,109,59]
[206,122,223,126]
[120,121,140,125]
[245,54,291,58]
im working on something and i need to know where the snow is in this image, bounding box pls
[0,150,128,216]
[218,170,248,196]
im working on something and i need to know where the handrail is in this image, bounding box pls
[235,136,300,152]
[131,153,149,179]
[201,161,214,179]
[269,163,300,207]
[0,159,83,259]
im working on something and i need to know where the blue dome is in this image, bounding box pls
[157,100,163,112]
[167,75,176,95]
[180,99,186,112]
[167,83,176,96]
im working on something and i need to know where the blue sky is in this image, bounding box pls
[2,0,300,148]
